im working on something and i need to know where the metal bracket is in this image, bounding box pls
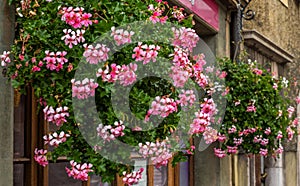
[240,0,255,20]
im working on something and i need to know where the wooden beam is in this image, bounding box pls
[147,165,154,186]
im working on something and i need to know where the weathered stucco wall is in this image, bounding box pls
[0,0,14,185]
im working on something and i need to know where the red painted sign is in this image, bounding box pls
[177,0,219,31]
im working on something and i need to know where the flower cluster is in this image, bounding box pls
[214,148,226,158]
[118,63,138,86]
[172,6,185,22]
[96,63,138,86]
[172,27,199,52]
[71,78,99,99]
[111,26,135,46]
[122,168,144,186]
[171,47,190,67]
[96,63,121,83]
[43,106,69,126]
[138,139,173,168]
[148,2,168,24]
[96,121,125,142]
[43,131,70,147]
[132,42,160,64]
[0,51,11,67]
[203,127,218,144]
[177,89,196,106]
[61,29,85,48]
[145,96,178,121]
[61,7,96,28]
[34,148,48,167]
[215,58,298,158]
[65,160,93,181]
[43,51,68,72]
[83,44,110,64]
[169,65,190,87]
[189,98,216,135]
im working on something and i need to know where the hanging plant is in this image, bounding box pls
[215,58,298,158]
[1,0,298,185]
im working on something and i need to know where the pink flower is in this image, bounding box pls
[253,135,262,143]
[246,105,256,112]
[61,7,95,28]
[118,63,138,86]
[19,54,24,61]
[253,68,263,75]
[296,96,300,104]
[43,50,68,72]
[34,148,48,167]
[189,112,210,135]
[227,146,238,154]
[32,66,41,72]
[170,47,190,67]
[264,127,271,135]
[169,66,190,88]
[172,7,185,22]
[132,43,160,64]
[203,127,218,144]
[172,27,199,52]
[217,133,226,142]
[67,63,73,72]
[97,63,121,83]
[71,78,98,99]
[260,138,269,146]
[234,100,241,106]
[43,106,69,126]
[31,57,36,63]
[292,118,299,127]
[177,89,196,106]
[43,131,70,147]
[159,16,168,23]
[65,160,93,181]
[275,145,284,154]
[83,44,110,64]
[287,106,295,118]
[273,83,278,90]
[221,87,230,96]
[97,121,125,142]
[111,26,135,46]
[214,148,226,158]
[219,71,227,78]
[0,51,11,67]
[286,126,295,141]
[277,131,283,139]
[122,168,144,186]
[233,137,243,146]
[138,139,172,168]
[145,96,178,120]
[259,148,268,157]
[149,11,161,23]
[228,125,237,134]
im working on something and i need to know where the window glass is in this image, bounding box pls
[153,166,168,186]
[13,164,24,186]
[180,161,189,186]
[14,96,25,158]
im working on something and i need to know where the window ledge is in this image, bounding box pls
[243,29,294,63]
